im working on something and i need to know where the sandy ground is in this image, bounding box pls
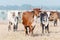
[0,20,60,40]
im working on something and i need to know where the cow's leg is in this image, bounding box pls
[54,21,55,26]
[29,26,31,33]
[29,26,33,35]
[8,25,11,31]
[54,21,56,26]
[16,23,18,30]
[54,20,57,26]
[25,26,28,35]
[45,26,47,33]
[31,26,34,35]
[13,24,16,32]
[31,25,36,35]
[42,24,44,34]
[15,24,17,31]
[55,20,57,26]
[8,22,12,31]
[15,23,18,31]
[46,24,49,33]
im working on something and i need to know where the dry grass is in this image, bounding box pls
[0,21,60,40]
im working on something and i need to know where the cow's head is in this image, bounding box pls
[49,11,58,21]
[33,8,41,16]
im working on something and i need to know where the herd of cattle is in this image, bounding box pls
[8,8,60,36]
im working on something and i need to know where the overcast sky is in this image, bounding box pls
[0,0,60,7]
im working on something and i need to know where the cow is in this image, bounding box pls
[40,11,49,35]
[49,11,58,26]
[22,8,41,35]
[8,12,19,31]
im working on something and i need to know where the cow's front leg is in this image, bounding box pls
[42,24,44,35]
[24,26,28,35]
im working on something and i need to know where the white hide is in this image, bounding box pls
[31,16,37,27]
[8,12,18,25]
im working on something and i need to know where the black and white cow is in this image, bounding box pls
[40,11,50,34]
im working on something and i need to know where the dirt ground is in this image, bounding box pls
[0,20,60,40]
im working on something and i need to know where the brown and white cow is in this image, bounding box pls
[22,8,41,35]
[49,11,59,26]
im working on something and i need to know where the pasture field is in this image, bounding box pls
[0,20,60,40]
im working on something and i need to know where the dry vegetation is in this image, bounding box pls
[0,20,60,40]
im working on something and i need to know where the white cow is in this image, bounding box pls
[8,12,18,31]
